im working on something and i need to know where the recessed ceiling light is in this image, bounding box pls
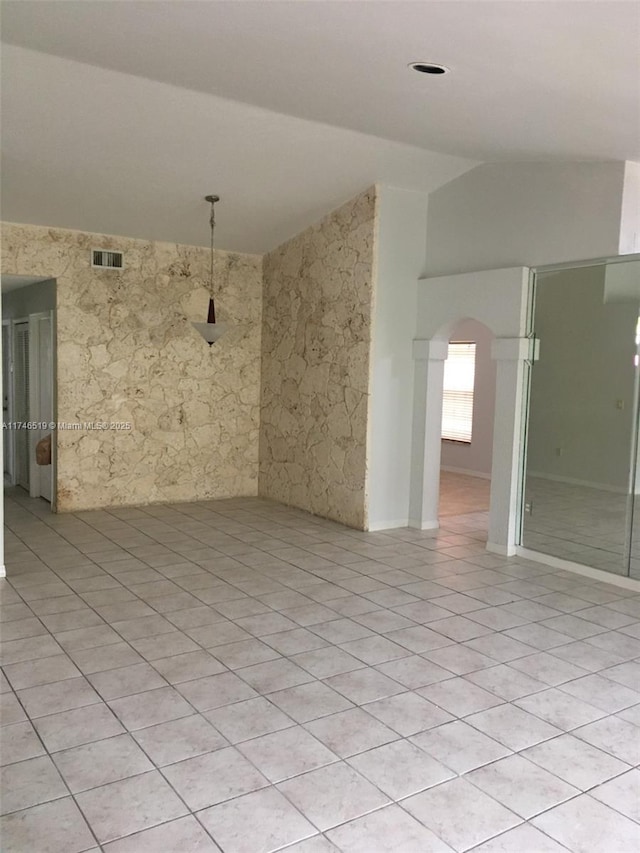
[409,62,449,75]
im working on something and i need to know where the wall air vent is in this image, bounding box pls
[91,249,124,270]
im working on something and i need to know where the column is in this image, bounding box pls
[409,338,448,529]
[488,336,537,555]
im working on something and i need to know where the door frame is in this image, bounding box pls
[409,266,533,556]
[11,317,30,491]
[28,311,56,507]
[2,319,14,483]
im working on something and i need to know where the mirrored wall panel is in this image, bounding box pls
[522,258,640,576]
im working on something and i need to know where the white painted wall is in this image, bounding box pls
[425,162,627,277]
[620,161,640,255]
[440,318,496,478]
[368,161,631,531]
[0,317,4,576]
[366,185,428,530]
[527,264,638,491]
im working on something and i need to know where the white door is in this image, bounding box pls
[13,321,30,491]
[29,312,54,503]
[2,321,13,482]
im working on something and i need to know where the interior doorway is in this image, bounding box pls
[1,275,57,511]
[438,319,496,527]
[410,266,530,555]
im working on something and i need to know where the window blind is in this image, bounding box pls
[442,342,476,443]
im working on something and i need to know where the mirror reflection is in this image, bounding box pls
[522,259,640,577]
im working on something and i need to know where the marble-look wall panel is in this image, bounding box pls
[259,187,377,528]
[1,223,262,511]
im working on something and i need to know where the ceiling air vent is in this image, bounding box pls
[91,249,124,270]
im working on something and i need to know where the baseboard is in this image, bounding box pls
[408,518,440,531]
[441,466,491,480]
[527,471,628,494]
[487,542,517,557]
[516,546,640,590]
[367,519,410,532]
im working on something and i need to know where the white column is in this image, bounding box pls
[488,337,536,555]
[409,338,448,529]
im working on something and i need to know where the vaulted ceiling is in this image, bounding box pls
[2,1,638,253]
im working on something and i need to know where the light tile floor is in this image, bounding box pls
[1,487,640,852]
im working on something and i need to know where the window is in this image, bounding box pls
[441,342,476,443]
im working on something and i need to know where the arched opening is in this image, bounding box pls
[409,266,531,555]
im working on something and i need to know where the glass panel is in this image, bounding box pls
[522,259,640,576]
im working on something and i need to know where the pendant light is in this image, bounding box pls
[192,194,227,345]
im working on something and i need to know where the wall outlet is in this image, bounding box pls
[525,502,533,514]
[616,399,625,410]
[555,447,563,456]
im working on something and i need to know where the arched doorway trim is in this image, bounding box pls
[409,266,533,555]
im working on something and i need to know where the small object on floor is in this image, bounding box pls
[35,434,52,466]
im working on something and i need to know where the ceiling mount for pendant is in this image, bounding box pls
[192,193,227,346]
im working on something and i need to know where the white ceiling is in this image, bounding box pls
[1,1,638,253]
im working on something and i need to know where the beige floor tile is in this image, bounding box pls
[86,662,167,700]
[69,642,145,674]
[466,754,579,818]
[590,769,640,822]
[204,696,294,743]
[2,635,63,665]
[3,654,80,690]
[132,714,227,765]
[108,685,193,730]
[238,658,315,693]
[291,646,365,678]
[17,677,102,718]
[471,823,569,852]
[348,739,454,800]
[176,671,257,711]
[0,755,67,815]
[403,777,520,851]
[277,763,390,831]
[418,676,503,717]
[101,815,221,853]
[522,734,631,791]
[532,794,640,853]
[326,804,453,853]
[0,797,96,853]
[33,703,125,752]
[199,786,316,853]
[363,691,453,736]
[0,721,46,765]
[305,707,398,757]
[238,725,337,782]
[162,746,268,810]
[151,650,226,683]
[324,669,404,705]
[411,720,511,774]
[75,770,188,844]
[466,703,562,750]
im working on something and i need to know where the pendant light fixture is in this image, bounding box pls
[192,194,227,345]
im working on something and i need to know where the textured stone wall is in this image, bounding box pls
[259,187,377,528]
[1,223,262,511]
